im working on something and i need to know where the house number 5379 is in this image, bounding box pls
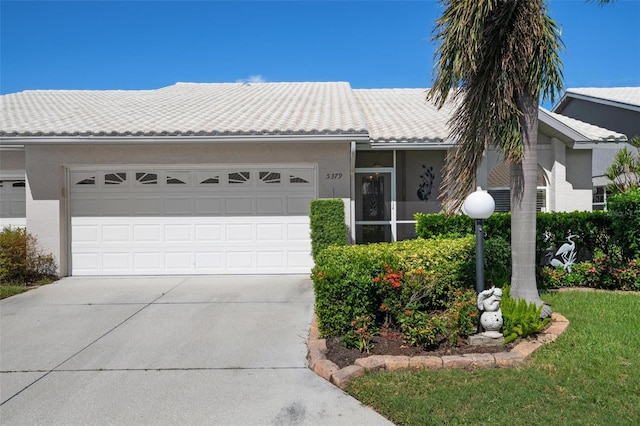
[326,173,343,179]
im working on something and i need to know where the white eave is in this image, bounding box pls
[0,133,370,145]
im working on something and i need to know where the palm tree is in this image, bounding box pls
[428,0,564,315]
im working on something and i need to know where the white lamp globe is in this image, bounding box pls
[463,188,495,219]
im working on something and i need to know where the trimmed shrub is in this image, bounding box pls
[311,236,475,338]
[309,199,348,260]
[414,213,473,239]
[0,226,57,284]
[415,210,612,264]
[484,237,512,287]
[608,188,640,260]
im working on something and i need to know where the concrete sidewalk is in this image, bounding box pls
[0,276,393,425]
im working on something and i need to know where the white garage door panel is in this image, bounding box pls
[72,217,313,275]
[195,224,223,241]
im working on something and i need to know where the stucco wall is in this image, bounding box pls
[0,149,25,176]
[25,141,351,276]
[396,150,446,220]
[25,177,63,273]
[544,139,593,212]
[483,136,592,213]
[558,99,639,179]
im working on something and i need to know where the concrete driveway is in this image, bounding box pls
[0,276,392,425]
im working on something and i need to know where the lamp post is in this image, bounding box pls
[463,187,495,332]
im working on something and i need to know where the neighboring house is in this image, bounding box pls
[0,82,626,277]
[552,87,640,209]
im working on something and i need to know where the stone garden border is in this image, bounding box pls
[307,312,570,389]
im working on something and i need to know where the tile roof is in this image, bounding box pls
[541,108,628,142]
[0,82,626,145]
[561,87,640,110]
[0,82,369,137]
[353,88,456,144]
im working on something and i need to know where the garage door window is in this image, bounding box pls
[167,172,188,185]
[136,172,158,185]
[105,172,127,185]
[260,171,281,184]
[229,171,250,184]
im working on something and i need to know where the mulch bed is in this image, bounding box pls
[326,328,513,369]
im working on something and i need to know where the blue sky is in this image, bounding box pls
[1,0,639,107]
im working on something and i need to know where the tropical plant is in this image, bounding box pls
[428,0,614,315]
[500,286,551,344]
[428,0,563,316]
[605,136,640,193]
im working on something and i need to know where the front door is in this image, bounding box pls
[355,171,393,243]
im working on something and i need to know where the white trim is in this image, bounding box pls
[392,150,397,241]
[0,134,369,145]
[350,141,357,243]
[64,163,318,172]
[367,142,455,150]
[555,92,640,113]
[65,168,72,275]
[0,171,25,180]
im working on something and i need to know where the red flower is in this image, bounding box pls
[374,277,381,283]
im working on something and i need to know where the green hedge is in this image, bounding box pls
[608,188,640,260]
[311,237,476,338]
[309,199,348,260]
[415,211,612,262]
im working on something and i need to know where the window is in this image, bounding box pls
[259,171,281,184]
[593,186,608,211]
[166,172,189,185]
[228,171,250,184]
[104,172,127,185]
[136,172,158,185]
[487,163,548,213]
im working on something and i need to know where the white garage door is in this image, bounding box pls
[0,179,26,228]
[69,167,316,275]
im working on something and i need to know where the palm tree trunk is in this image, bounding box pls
[510,93,551,316]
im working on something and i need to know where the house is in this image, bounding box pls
[0,82,626,276]
[552,87,640,209]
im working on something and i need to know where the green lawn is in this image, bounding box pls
[346,291,640,426]
[0,284,33,299]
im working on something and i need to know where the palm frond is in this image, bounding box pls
[429,0,563,213]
